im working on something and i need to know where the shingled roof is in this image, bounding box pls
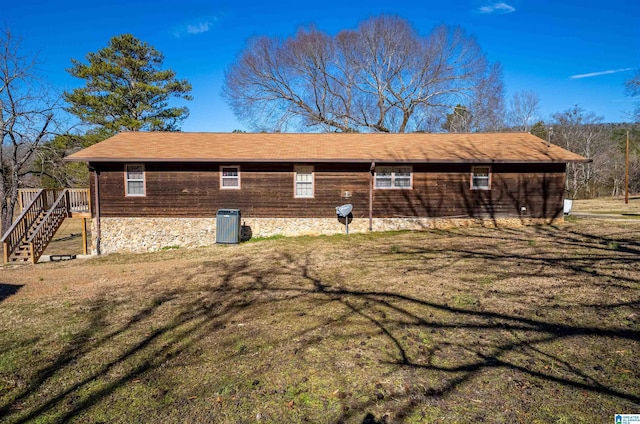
[65,132,589,164]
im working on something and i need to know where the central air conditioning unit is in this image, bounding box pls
[216,209,241,244]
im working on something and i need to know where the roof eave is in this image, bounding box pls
[66,157,591,164]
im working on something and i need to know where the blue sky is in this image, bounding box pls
[4,0,639,132]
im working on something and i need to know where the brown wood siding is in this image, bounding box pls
[92,162,371,218]
[373,163,566,219]
[91,162,566,220]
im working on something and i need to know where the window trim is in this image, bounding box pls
[124,163,146,197]
[470,165,492,190]
[220,165,241,190]
[374,165,413,190]
[294,165,314,198]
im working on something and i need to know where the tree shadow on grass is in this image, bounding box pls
[1,222,639,423]
[0,284,23,303]
[0,280,255,423]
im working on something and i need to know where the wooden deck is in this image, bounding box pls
[2,188,90,264]
[17,188,91,218]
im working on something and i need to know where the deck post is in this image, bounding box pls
[29,243,35,265]
[81,218,88,255]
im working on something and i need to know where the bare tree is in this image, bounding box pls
[551,106,608,198]
[223,16,504,133]
[607,127,640,197]
[625,69,640,122]
[0,29,59,233]
[470,63,506,131]
[507,90,540,132]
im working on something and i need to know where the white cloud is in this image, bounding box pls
[186,22,212,35]
[570,68,634,79]
[173,17,219,38]
[479,2,516,14]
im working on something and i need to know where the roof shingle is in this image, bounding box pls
[65,132,589,163]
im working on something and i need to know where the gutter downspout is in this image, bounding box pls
[369,161,375,231]
[93,166,101,255]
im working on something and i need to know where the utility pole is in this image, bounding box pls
[625,131,630,204]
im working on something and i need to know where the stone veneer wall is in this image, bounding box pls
[92,216,561,254]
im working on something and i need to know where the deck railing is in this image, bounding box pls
[18,188,89,214]
[3,188,90,263]
[67,188,91,214]
[2,189,48,263]
[27,190,71,264]
[17,189,40,211]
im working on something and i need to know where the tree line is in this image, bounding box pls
[2,16,640,232]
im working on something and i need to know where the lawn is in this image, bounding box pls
[0,218,639,423]
[572,195,640,216]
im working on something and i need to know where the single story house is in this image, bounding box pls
[65,132,588,254]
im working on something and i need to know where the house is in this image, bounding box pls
[65,132,588,254]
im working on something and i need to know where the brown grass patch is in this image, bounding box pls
[0,219,639,423]
[573,196,640,214]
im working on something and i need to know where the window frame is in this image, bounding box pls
[374,165,413,190]
[124,163,146,197]
[294,165,314,198]
[220,165,241,190]
[470,165,492,190]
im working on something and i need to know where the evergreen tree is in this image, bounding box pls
[34,129,112,188]
[64,34,192,133]
[53,35,193,189]
[529,121,549,141]
[441,105,473,133]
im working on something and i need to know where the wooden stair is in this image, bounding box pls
[7,211,45,263]
[2,189,72,265]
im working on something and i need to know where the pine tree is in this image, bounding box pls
[64,34,192,133]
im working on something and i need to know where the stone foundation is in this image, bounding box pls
[92,215,561,254]
[93,217,217,254]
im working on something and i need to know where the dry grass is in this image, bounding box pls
[42,218,91,256]
[1,217,639,423]
[572,196,640,214]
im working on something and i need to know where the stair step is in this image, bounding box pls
[4,200,71,264]
[9,257,30,263]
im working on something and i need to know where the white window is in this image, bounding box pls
[375,166,412,189]
[294,165,314,198]
[125,164,145,196]
[471,166,491,190]
[220,166,240,189]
